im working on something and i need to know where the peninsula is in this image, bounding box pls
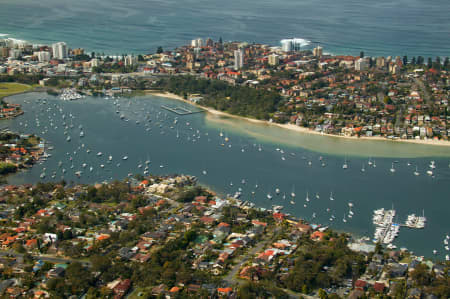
[1,37,449,146]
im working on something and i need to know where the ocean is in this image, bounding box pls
[1,0,450,57]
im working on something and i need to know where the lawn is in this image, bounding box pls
[0,82,33,99]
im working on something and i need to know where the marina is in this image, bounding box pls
[161,105,204,115]
[2,92,450,259]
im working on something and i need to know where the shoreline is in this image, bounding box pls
[146,91,450,148]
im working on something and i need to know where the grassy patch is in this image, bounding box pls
[127,287,150,299]
[0,82,33,99]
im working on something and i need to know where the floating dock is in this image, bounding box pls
[161,105,204,115]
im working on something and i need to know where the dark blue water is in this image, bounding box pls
[2,92,449,259]
[1,0,449,57]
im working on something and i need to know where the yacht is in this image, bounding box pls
[343,158,348,169]
[390,163,396,173]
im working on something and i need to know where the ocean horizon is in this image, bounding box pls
[1,0,449,57]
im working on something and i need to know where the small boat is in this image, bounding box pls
[429,161,436,169]
[267,193,273,200]
[97,152,102,156]
[330,191,335,201]
[122,156,128,160]
[305,192,310,202]
[315,193,320,199]
[109,155,113,161]
[66,136,71,142]
[426,170,433,176]
[390,162,396,173]
[414,166,419,176]
[80,131,84,137]
[275,188,280,195]
[342,158,348,169]
[202,170,207,175]
[361,164,365,172]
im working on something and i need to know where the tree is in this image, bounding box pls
[318,288,328,299]
[434,56,441,70]
[157,46,163,54]
[402,56,408,66]
[417,56,424,65]
[12,243,26,254]
[410,264,432,286]
[444,57,449,69]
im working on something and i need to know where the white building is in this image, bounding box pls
[280,38,308,52]
[9,49,21,59]
[234,48,244,70]
[355,58,369,71]
[124,55,138,66]
[268,54,279,66]
[35,51,51,62]
[52,42,68,60]
[313,46,323,57]
[191,38,203,48]
[90,58,99,67]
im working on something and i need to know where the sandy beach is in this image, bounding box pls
[147,91,450,148]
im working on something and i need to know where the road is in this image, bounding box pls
[223,235,269,285]
[0,250,91,267]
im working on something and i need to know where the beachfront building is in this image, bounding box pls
[52,42,68,60]
[355,57,369,71]
[35,51,51,62]
[268,54,280,66]
[124,55,138,67]
[280,38,306,52]
[313,46,323,57]
[191,38,203,48]
[234,49,244,70]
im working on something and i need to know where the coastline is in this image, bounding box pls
[146,91,450,148]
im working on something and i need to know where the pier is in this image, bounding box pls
[161,105,204,115]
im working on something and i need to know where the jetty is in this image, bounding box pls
[161,105,204,115]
